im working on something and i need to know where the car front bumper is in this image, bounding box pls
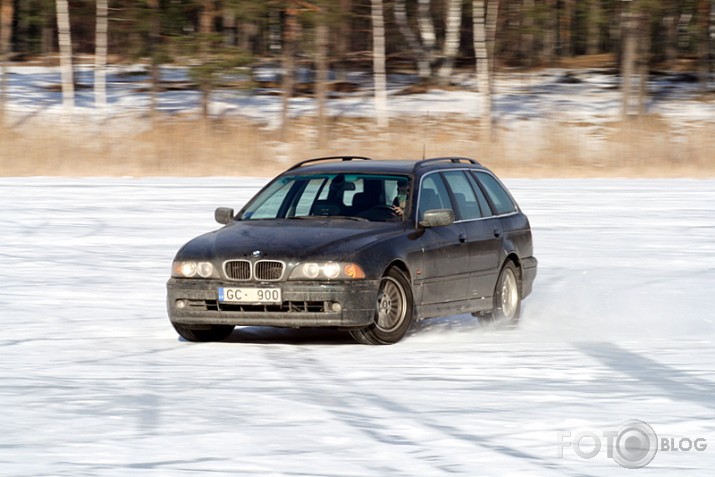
[166,278,379,329]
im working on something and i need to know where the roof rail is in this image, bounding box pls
[288,156,373,170]
[415,157,481,169]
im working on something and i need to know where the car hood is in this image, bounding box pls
[177,218,406,262]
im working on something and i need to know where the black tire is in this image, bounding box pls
[349,268,414,345]
[478,261,522,329]
[172,323,235,342]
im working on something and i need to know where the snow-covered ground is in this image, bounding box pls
[1,177,713,476]
[2,64,715,133]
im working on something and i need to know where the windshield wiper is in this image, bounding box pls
[331,216,369,222]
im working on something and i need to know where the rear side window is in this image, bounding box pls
[465,172,493,217]
[442,171,482,220]
[418,174,453,221]
[473,172,517,215]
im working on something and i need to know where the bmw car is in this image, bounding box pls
[166,156,537,344]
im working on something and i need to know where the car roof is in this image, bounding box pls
[284,157,488,176]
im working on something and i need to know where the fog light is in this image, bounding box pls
[176,299,187,309]
[331,302,342,313]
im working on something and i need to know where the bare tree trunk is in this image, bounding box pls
[663,8,678,70]
[637,11,650,115]
[16,0,29,54]
[269,8,282,53]
[42,10,53,55]
[199,0,217,118]
[711,0,715,83]
[438,0,462,84]
[474,0,491,139]
[335,0,352,81]
[417,0,436,72]
[95,0,108,110]
[223,7,237,46]
[542,0,557,65]
[371,0,388,129]
[677,11,693,51]
[281,6,298,140]
[0,0,13,123]
[587,0,601,55]
[148,0,161,119]
[394,0,430,80]
[199,0,216,34]
[237,21,256,52]
[559,0,574,57]
[621,7,637,119]
[486,0,499,89]
[698,0,711,90]
[521,0,534,67]
[56,0,74,113]
[315,21,329,148]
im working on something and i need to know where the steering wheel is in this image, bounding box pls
[370,204,396,212]
[363,204,401,220]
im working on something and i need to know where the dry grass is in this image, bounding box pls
[1,114,714,178]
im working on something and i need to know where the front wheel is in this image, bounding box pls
[172,323,235,342]
[350,268,414,345]
[478,261,521,329]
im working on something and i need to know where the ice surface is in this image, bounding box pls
[1,178,714,476]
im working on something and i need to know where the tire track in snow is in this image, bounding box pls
[264,348,467,476]
[265,348,599,476]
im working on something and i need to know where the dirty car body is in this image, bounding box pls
[166,156,537,344]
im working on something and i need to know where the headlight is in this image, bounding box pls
[289,262,366,280]
[322,262,341,279]
[172,261,217,278]
[302,262,320,279]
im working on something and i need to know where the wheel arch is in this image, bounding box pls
[502,253,526,301]
[383,259,412,281]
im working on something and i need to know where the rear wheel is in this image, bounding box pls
[478,261,521,329]
[172,323,235,342]
[350,268,414,345]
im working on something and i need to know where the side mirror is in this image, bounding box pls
[215,207,235,225]
[419,209,455,228]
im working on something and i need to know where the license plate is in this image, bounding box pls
[218,287,282,304]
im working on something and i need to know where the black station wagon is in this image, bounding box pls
[167,156,537,344]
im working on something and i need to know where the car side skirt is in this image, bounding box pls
[415,296,493,321]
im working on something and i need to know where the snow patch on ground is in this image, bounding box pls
[3,65,715,134]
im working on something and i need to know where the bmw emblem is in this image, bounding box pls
[251,250,263,258]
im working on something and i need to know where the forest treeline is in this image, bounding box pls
[0,1,714,131]
[1,1,714,174]
[1,1,712,71]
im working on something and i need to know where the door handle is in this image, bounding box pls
[493,228,501,238]
[458,233,467,243]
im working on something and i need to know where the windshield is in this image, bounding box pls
[239,173,411,222]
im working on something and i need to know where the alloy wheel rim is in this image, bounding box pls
[500,269,519,320]
[376,277,407,332]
